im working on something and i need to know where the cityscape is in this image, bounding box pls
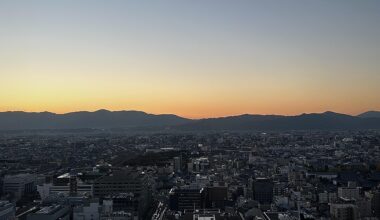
[1,116,380,220]
[1,1,380,220]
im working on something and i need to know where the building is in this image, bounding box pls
[252,178,274,205]
[174,157,181,173]
[371,190,380,218]
[27,205,70,220]
[94,171,150,198]
[248,150,257,165]
[2,174,36,201]
[0,201,15,220]
[100,200,133,220]
[37,182,93,200]
[355,198,372,218]
[100,212,132,220]
[167,209,242,220]
[338,187,361,200]
[206,184,228,209]
[94,171,151,219]
[169,187,206,211]
[73,199,100,220]
[104,193,139,218]
[188,158,210,173]
[330,203,359,220]
[319,191,337,204]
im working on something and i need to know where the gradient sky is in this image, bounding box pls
[1,0,379,118]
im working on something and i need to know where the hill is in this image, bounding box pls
[357,111,380,118]
[175,111,380,131]
[1,110,380,131]
[0,110,190,130]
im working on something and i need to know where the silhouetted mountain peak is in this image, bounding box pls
[94,109,111,113]
[321,111,352,117]
[323,111,337,115]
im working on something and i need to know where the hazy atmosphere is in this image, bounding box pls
[2,2,380,220]
[1,0,379,118]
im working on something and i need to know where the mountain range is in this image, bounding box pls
[0,110,380,131]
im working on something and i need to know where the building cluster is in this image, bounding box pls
[0,130,380,220]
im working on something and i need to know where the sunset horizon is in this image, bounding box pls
[0,107,379,120]
[1,1,380,217]
[1,1,380,119]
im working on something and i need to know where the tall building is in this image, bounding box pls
[371,190,380,218]
[252,178,274,205]
[174,156,182,173]
[248,150,257,165]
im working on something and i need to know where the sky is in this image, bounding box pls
[0,0,379,118]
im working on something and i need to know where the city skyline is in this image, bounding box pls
[1,0,380,118]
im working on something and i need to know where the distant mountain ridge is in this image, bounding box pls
[0,110,190,130]
[358,111,380,118]
[0,110,379,131]
[178,111,380,131]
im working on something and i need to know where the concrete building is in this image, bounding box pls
[169,187,206,211]
[330,203,359,220]
[100,200,133,220]
[174,157,181,173]
[371,190,380,218]
[73,199,100,220]
[188,158,210,173]
[0,201,15,220]
[37,182,93,200]
[94,171,151,219]
[2,174,36,201]
[27,205,70,220]
[206,184,228,209]
[169,209,242,220]
[252,178,274,205]
[338,187,361,200]
[107,193,138,213]
[100,211,132,220]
